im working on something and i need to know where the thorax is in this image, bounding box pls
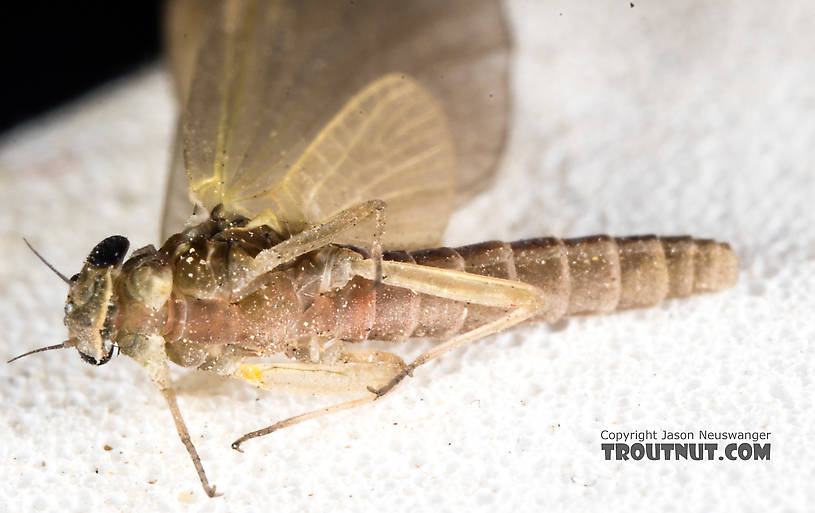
[113,214,363,368]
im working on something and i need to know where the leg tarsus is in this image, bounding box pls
[366,362,417,398]
[231,395,375,452]
[160,387,221,498]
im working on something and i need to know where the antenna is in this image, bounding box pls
[23,238,71,285]
[7,341,72,364]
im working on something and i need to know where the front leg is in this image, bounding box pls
[246,200,387,285]
[120,334,219,498]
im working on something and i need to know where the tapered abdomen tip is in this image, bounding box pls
[692,240,739,292]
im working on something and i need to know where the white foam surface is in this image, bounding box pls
[1,1,813,511]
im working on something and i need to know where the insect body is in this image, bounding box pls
[10,0,739,498]
[120,209,739,387]
[39,205,737,496]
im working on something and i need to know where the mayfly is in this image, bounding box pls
[10,0,738,498]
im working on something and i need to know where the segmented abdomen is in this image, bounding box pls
[369,235,738,340]
[159,228,738,354]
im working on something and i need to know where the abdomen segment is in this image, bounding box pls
[505,235,738,322]
[370,235,738,336]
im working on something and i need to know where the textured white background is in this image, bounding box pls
[2,1,814,511]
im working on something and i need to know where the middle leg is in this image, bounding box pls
[229,348,405,451]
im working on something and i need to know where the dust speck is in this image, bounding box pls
[178,491,197,504]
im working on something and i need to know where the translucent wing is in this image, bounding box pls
[243,74,456,248]
[161,0,511,246]
[160,123,192,239]
[160,0,213,240]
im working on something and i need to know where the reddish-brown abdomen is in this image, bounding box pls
[161,231,738,355]
[365,235,738,340]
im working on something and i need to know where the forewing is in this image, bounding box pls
[163,0,511,244]
[160,0,214,240]
[160,124,193,241]
[243,74,455,249]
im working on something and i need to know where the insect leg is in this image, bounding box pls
[230,263,545,451]
[160,386,220,497]
[231,395,374,452]
[348,259,546,397]
[230,350,405,452]
[120,335,219,497]
[249,199,387,284]
[230,350,406,394]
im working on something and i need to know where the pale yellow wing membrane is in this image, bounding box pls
[228,74,455,249]
[162,0,511,242]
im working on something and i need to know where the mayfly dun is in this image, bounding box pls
[9,0,738,498]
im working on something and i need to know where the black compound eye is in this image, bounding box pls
[87,236,130,268]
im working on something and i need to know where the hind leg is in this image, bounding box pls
[231,259,545,451]
[349,258,545,397]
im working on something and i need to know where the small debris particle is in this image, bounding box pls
[148,480,157,485]
[41,461,46,467]
[630,2,634,6]
[103,445,113,451]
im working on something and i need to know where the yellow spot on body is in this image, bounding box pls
[240,364,263,384]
